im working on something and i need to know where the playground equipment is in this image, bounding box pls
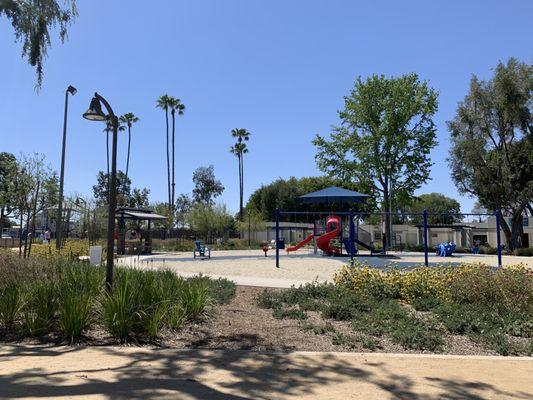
[286,214,342,255]
[275,208,504,269]
[436,242,456,257]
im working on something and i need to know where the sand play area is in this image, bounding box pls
[116,250,533,288]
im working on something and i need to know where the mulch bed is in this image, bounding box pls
[0,286,514,355]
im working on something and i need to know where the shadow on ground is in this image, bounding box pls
[1,344,530,400]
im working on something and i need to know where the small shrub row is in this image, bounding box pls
[0,254,236,343]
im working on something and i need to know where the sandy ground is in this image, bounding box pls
[1,344,531,400]
[116,250,533,288]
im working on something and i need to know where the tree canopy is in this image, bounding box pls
[192,165,224,205]
[92,171,150,209]
[1,0,77,88]
[313,73,438,241]
[447,58,532,249]
[406,193,462,225]
[245,176,371,221]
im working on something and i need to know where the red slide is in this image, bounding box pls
[286,234,314,253]
[316,215,341,255]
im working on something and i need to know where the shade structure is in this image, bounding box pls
[298,186,369,204]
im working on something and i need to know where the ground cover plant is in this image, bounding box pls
[0,253,235,344]
[256,262,532,355]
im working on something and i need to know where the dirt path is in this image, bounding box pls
[1,345,531,400]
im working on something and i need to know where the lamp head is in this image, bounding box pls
[67,85,77,95]
[83,96,106,121]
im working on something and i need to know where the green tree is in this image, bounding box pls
[0,152,19,235]
[246,176,370,221]
[92,171,149,208]
[156,94,172,211]
[119,113,140,180]
[447,58,532,250]
[15,154,58,256]
[174,193,192,229]
[188,203,233,242]
[236,209,265,244]
[192,165,224,206]
[0,0,77,88]
[230,128,251,220]
[313,73,438,245]
[169,98,185,212]
[406,193,462,225]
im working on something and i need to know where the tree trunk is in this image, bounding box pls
[0,206,4,239]
[510,212,524,250]
[382,186,391,252]
[171,111,176,214]
[126,125,131,179]
[240,154,244,221]
[27,180,40,257]
[237,155,243,221]
[18,211,23,257]
[165,108,171,212]
[499,213,513,251]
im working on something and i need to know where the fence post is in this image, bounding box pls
[423,209,429,267]
[275,208,280,269]
[495,210,502,268]
[349,210,355,262]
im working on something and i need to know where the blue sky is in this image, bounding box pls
[1,0,532,214]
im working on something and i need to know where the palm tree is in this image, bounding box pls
[104,121,125,176]
[119,113,140,180]
[169,98,185,212]
[156,95,172,211]
[230,128,251,220]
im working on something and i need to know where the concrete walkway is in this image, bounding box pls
[1,345,531,399]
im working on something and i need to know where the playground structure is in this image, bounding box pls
[274,187,504,269]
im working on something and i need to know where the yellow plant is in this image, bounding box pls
[334,261,532,306]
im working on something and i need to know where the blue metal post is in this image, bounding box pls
[349,210,355,261]
[423,209,429,267]
[275,208,280,268]
[495,210,502,268]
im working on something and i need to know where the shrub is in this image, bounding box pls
[390,318,443,351]
[101,277,137,342]
[514,247,533,257]
[180,277,210,320]
[0,282,25,324]
[334,264,401,300]
[23,282,57,336]
[207,278,236,304]
[272,308,308,320]
[58,291,92,342]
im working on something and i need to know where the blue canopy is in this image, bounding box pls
[298,186,370,204]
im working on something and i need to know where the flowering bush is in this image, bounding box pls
[334,261,533,311]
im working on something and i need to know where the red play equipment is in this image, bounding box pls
[286,215,341,255]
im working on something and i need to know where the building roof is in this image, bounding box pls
[298,186,369,204]
[116,207,167,221]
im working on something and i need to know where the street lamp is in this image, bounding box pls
[56,85,77,250]
[83,92,119,290]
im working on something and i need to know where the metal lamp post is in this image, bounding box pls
[83,93,119,290]
[56,85,77,250]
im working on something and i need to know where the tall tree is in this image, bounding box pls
[406,193,462,225]
[169,98,185,211]
[230,128,251,220]
[119,113,139,180]
[0,152,19,236]
[192,165,224,206]
[313,73,438,246]
[156,95,172,211]
[448,58,532,250]
[92,170,149,208]
[0,0,77,88]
